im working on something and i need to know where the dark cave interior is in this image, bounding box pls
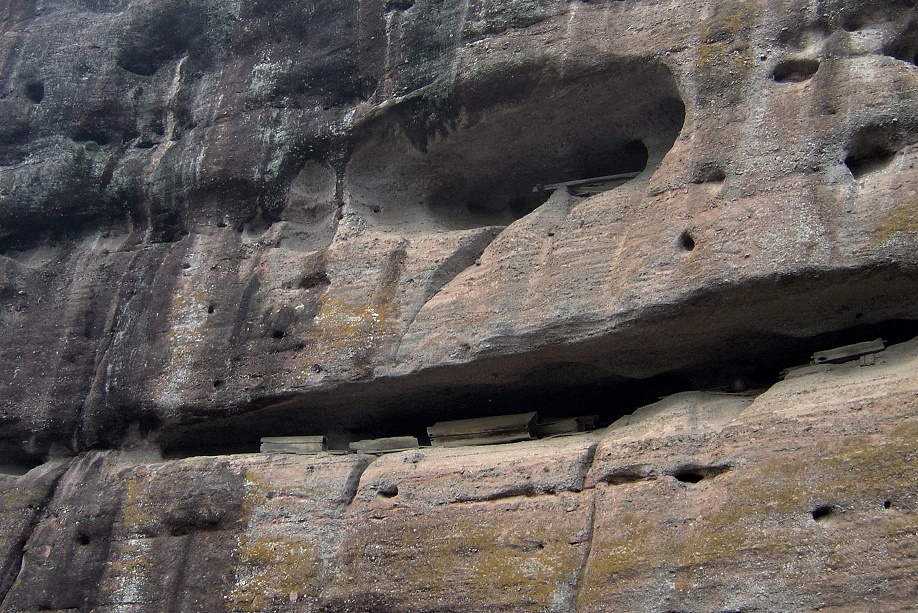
[155,318,918,460]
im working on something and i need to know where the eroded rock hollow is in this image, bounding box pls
[1,0,916,610]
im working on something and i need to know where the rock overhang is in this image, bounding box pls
[0,0,915,460]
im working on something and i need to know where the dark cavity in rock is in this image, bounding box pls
[773,58,820,83]
[346,60,685,231]
[845,126,897,178]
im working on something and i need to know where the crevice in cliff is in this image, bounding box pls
[341,454,378,510]
[0,463,69,608]
[394,225,505,353]
[570,451,600,612]
[157,318,918,461]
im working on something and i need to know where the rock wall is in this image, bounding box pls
[2,336,916,611]
[1,0,917,610]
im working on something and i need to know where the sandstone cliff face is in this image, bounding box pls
[2,336,916,611]
[0,0,916,610]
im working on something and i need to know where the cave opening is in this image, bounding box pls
[845,125,898,179]
[345,60,685,231]
[0,449,45,477]
[159,319,918,459]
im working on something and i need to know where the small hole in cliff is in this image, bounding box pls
[271,329,285,340]
[377,485,399,498]
[811,505,837,522]
[883,499,892,509]
[841,13,865,32]
[72,128,112,146]
[213,379,224,389]
[299,272,330,290]
[690,162,726,184]
[882,19,918,65]
[674,470,704,484]
[207,304,215,314]
[385,0,415,9]
[679,231,696,252]
[845,127,897,178]
[25,81,45,104]
[671,464,729,484]
[75,531,91,546]
[773,58,820,83]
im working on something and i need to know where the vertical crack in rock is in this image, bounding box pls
[76,248,147,451]
[568,442,599,612]
[340,454,378,510]
[0,463,69,608]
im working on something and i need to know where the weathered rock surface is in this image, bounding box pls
[1,335,916,611]
[0,0,916,457]
[1,0,917,609]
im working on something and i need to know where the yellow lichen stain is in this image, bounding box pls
[343,509,583,609]
[302,245,407,373]
[120,470,153,532]
[873,200,918,244]
[226,537,320,612]
[696,1,758,85]
[225,471,322,611]
[579,420,917,607]
[585,511,656,578]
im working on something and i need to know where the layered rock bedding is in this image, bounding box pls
[1,0,916,610]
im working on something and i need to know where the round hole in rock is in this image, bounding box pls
[690,162,726,184]
[213,379,224,389]
[207,304,215,314]
[811,504,836,522]
[845,125,902,179]
[773,58,820,83]
[883,499,892,509]
[24,81,44,104]
[845,147,895,178]
[673,470,705,484]
[271,329,285,340]
[346,59,685,231]
[679,231,696,252]
[75,531,91,546]
[377,484,399,498]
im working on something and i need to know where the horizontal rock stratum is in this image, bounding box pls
[2,336,917,611]
[0,0,916,610]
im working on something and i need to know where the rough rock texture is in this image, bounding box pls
[1,0,917,609]
[1,335,916,611]
[1,0,916,456]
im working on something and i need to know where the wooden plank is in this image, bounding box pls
[534,415,598,438]
[260,435,327,454]
[349,436,420,454]
[428,412,537,448]
[534,172,640,193]
[811,338,885,365]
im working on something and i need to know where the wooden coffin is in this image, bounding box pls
[534,415,598,438]
[260,435,327,454]
[534,172,640,195]
[811,338,885,365]
[349,436,420,454]
[427,412,537,448]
